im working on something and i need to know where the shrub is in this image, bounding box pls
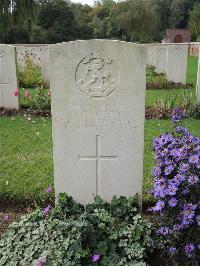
[150,108,200,264]
[19,53,44,88]
[0,194,153,265]
[22,87,51,111]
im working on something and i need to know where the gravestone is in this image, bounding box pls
[146,45,156,66]
[154,46,167,74]
[166,45,188,84]
[49,40,146,204]
[197,46,200,104]
[0,45,19,109]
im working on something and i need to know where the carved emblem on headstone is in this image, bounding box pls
[75,54,119,98]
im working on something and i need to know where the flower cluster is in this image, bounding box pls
[150,108,200,262]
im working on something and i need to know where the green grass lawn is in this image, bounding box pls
[1,117,200,203]
[145,56,198,107]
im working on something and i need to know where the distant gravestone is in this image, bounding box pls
[197,47,200,104]
[154,46,167,74]
[146,45,156,66]
[166,45,188,84]
[0,45,19,109]
[50,40,146,204]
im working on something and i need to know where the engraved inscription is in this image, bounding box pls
[75,54,120,98]
[78,135,117,195]
[54,103,139,131]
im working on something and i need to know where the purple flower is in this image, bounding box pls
[196,215,200,226]
[151,200,165,212]
[179,163,190,174]
[197,244,200,250]
[45,186,52,193]
[173,224,183,231]
[169,247,177,254]
[92,253,101,263]
[166,184,177,196]
[2,214,9,222]
[43,205,51,216]
[184,243,195,258]
[164,165,174,176]
[188,175,199,185]
[152,166,161,177]
[189,155,199,164]
[172,108,186,124]
[157,226,169,235]
[168,198,178,207]
[174,174,185,184]
[37,260,45,266]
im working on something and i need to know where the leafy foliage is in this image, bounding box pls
[21,87,51,111]
[0,194,153,265]
[18,53,44,88]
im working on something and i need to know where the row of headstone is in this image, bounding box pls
[0,40,199,206]
[146,44,188,84]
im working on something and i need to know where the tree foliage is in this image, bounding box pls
[0,0,199,44]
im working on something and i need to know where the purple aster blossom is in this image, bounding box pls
[166,184,177,196]
[169,247,177,255]
[2,214,9,222]
[197,244,200,250]
[183,203,197,211]
[179,163,190,174]
[45,186,52,193]
[174,174,185,184]
[174,126,188,134]
[151,200,165,212]
[172,108,186,124]
[43,205,51,216]
[196,215,200,226]
[92,253,101,263]
[164,164,174,176]
[188,175,199,185]
[184,243,195,258]
[189,155,199,165]
[173,224,183,231]
[157,226,169,235]
[152,166,161,177]
[168,198,178,207]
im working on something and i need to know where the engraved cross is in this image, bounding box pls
[78,135,117,195]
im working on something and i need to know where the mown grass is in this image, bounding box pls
[1,117,200,202]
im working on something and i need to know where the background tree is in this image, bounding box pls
[170,0,200,28]
[0,0,36,42]
[188,3,200,40]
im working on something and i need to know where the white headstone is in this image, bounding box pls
[154,46,167,74]
[50,40,146,204]
[0,45,19,110]
[146,45,156,66]
[166,45,188,84]
[197,46,200,104]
